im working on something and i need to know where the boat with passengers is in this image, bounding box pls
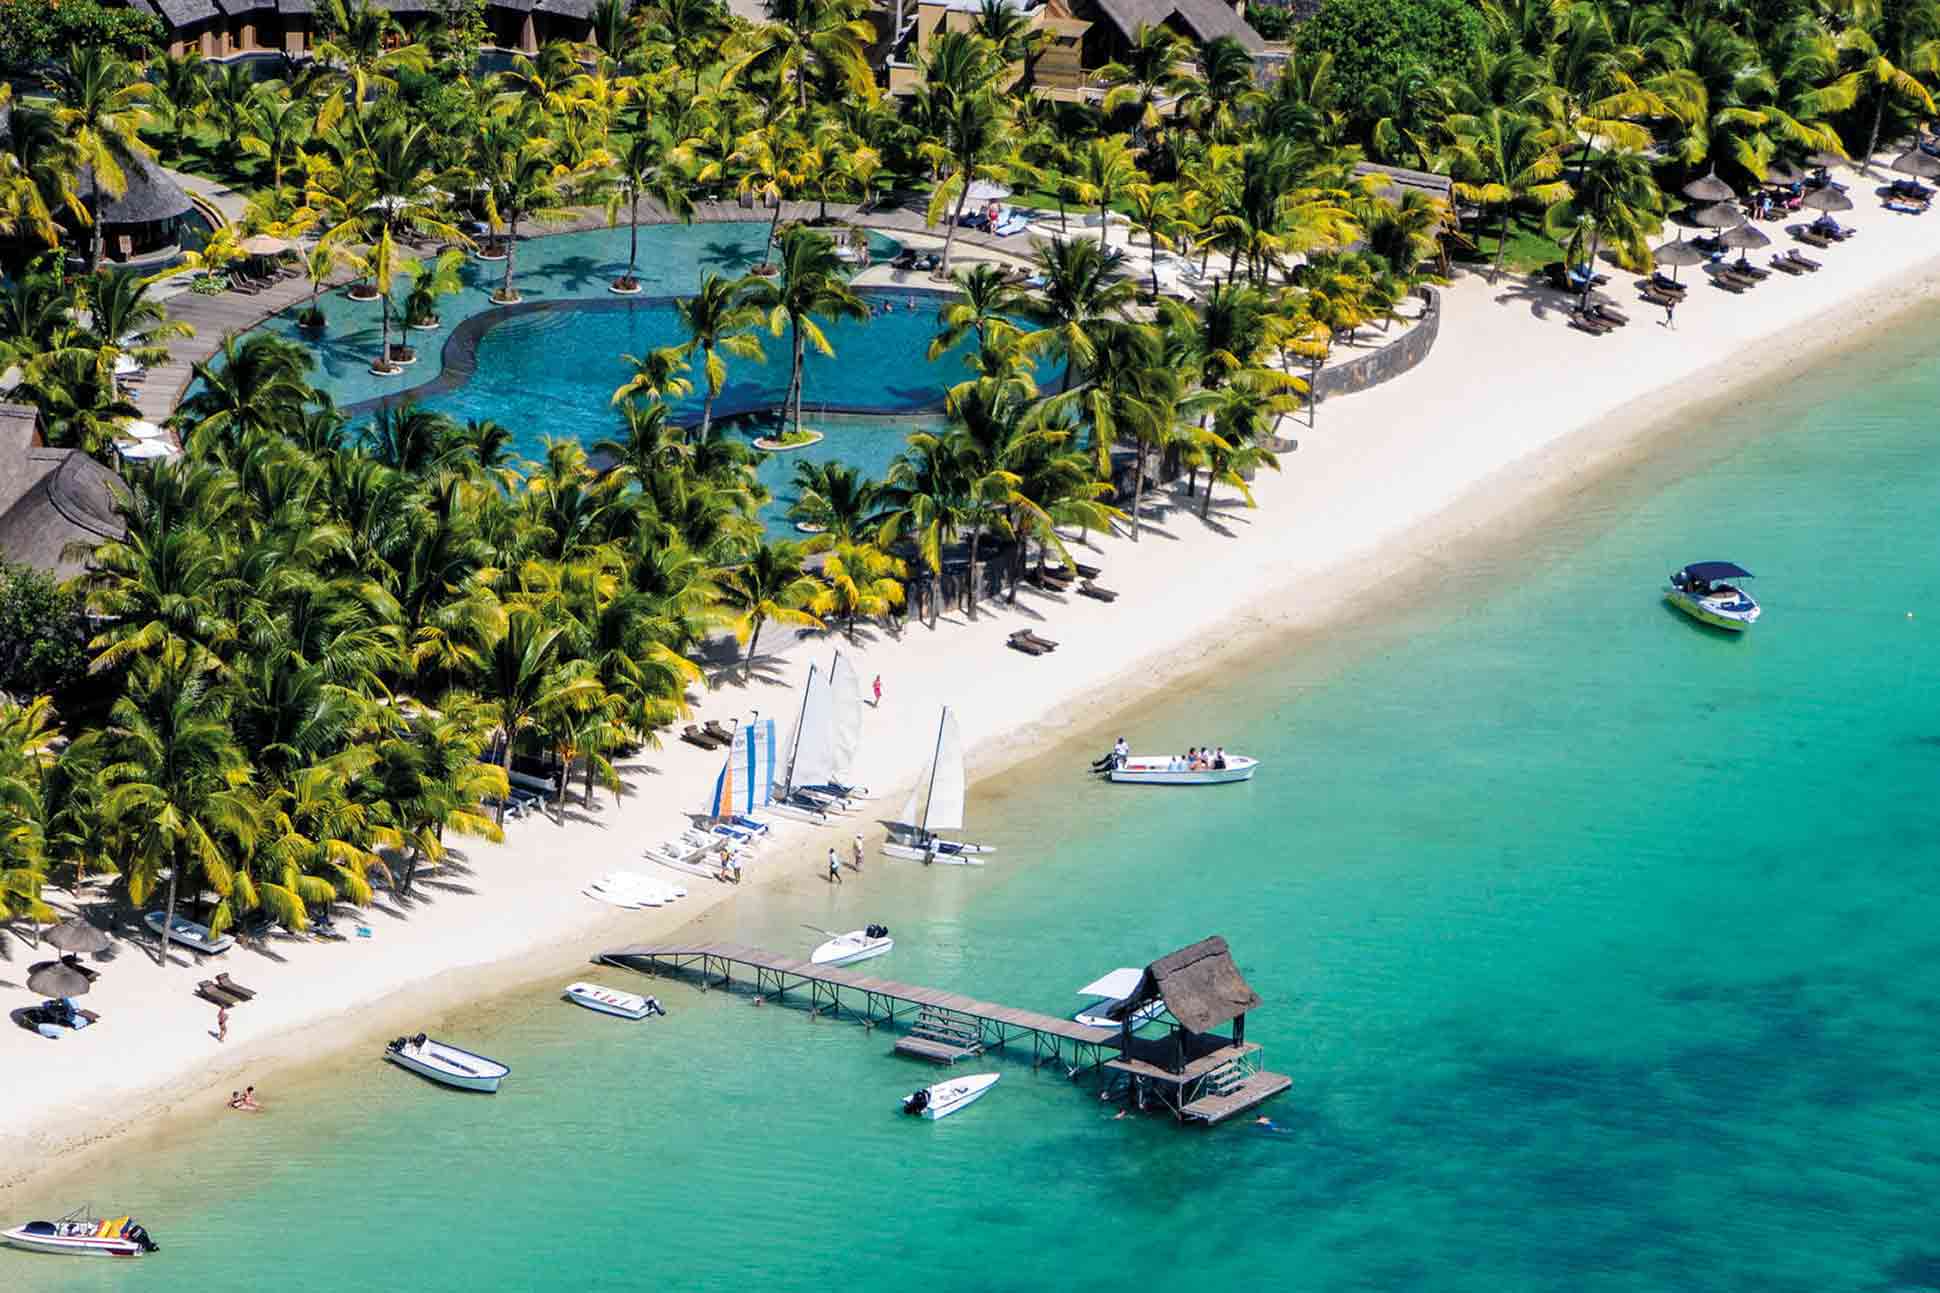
[1666,561,1761,631]
[1092,743,1258,785]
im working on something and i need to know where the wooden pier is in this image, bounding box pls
[597,942,1123,1073]
[597,935,1292,1126]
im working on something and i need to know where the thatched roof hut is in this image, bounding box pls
[0,405,125,577]
[76,153,194,229]
[1108,934,1262,1035]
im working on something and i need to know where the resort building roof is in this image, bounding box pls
[0,405,126,578]
[1084,0,1267,53]
[74,153,194,227]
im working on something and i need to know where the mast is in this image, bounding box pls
[782,665,817,795]
[919,706,948,839]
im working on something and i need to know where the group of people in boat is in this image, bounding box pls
[1170,747,1229,772]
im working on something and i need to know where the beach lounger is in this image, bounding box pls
[1729,260,1772,281]
[1568,310,1614,334]
[703,720,737,746]
[1795,227,1832,248]
[215,973,257,1000]
[1647,273,1687,298]
[679,725,718,750]
[196,981,247,1007]
[1073,562,1102,579]
[1008,629,1058,651]
[1589,303,1630,326]
[1782,250,1821,271]
[1885,198,1928,214]
[1078,580,1119,602]
[1768,255,1805,274]
[1007,636,1050,656]
[1709,271,1750,293]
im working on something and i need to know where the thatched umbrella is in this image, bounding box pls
[45,917,111,956]
[1765,159,1805,185]
[1802,187,1854,213]
[1682,170,1736,202]
[1652,237,1708,284]
[1691,201,1745,229]
[1891,149,1940,179]
[27,960,91,998]
[1806,149,1847,170]
[1720,221,1772,273]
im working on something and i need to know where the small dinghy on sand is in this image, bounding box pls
[901,1072,1000,1120]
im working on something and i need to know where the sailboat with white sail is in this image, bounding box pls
[818,651,871,800]
[880,707,994,865]
[708,717,777,821]
[772,666,847,820]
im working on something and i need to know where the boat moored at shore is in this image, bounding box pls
[383,1034,510,1092]
[2,1209,158,1258]
[1666,561,1761,631]
[563,982,665,1020]
[1094,751,1259,785]
[882,707,995,864]
[810,924,893,967]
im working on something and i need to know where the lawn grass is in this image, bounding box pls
[1453,210,1567,277]
[139,122,275,201]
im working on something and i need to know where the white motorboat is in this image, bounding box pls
[1098,754,1259,785]
[809,924,893,967]
[2,1208,158,1258]
[1073,968,1166,1031]
[901,1072,1000,1120]
[383,1033,510,1093]
[1666,561,1761,631]
[881,707,995,864]
[143,911,234,955]
[563,981,665,1020]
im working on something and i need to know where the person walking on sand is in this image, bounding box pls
[871,675,882,707]
[215,1005,229,1043]
[1662,298,1676,330]
[851,833,864,872]
[827,848,843,884]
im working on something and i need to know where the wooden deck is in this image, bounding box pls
[1180,1072,1294,1125]
[599,942,1119,1071]
[1103,1041,1262,1085]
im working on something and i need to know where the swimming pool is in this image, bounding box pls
[256,221,1047,528]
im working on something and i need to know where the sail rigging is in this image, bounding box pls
[899,707,965,834]
[709,718,776,818]
[828,652,864,788]
[781,666,836,794]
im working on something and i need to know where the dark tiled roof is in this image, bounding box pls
[534,0,598,15]
[1085,0,1266,53]
[1353,161,1455,203]
[0,406,125,578]
[215,0,278,13]
[153,0,221,25]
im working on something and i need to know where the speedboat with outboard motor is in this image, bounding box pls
[2,1208,158,1258]
[1666,561,1761,631]
[901,1072,1000,1120]
[1092,745,1258,784]
[383,1033,510,1092]
[809,924,893,967]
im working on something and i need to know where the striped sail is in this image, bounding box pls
[709,718,777,818]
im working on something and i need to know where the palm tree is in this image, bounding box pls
[1833,0,1940,169]
[478,130,577,304]
[366,705,504,894]
[676,272,767,439]
[205,63,259,158]
[879,430,972,628]
[1019,236,1136,392]
[149,52,209,165]
[646,0,733,106]
[476,609,605,823]
[914,34,1014,275]
[404,248,467,329]
[314,0,430,109]
[740,226,869,438]
[930,263,1025,359]
[1126,181,1185,298]
[50,47,154,274]
[176,333,317,455]
[612,344,696,407]
[724,0,877,114]
[362,400,465,475]
[1544,147,1663,308]
[719,539,825,679]
[789,459,882,538]
[1072,134,1139,251]
[239,93,314,200]
[1097,22,1194,133]
[95,649,257,964]
[607,110,694,292]
[810,539,906,640]
[1446,106,1571,283]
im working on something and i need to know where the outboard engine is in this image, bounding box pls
[127,1224,158,1253]
[647,996,666,1017]
[387,1037,406,1053]
[411,1032,428,1048]
[902,1088,930,1116]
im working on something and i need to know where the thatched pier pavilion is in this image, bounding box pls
[1101,936,1292,1125]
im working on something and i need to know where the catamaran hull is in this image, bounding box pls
[1665,590,1759,631]
[880,841,992,865]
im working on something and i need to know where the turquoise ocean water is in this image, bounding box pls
[18,310,1940,1290]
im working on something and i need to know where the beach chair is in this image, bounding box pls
[1729,259,1772,281]
[1794,227,1832,248]
[1568,310,1614,335]
[215,973,257,1001]
[1647,273,1688,298]
[1073,562,1102,579]
[1710,270,1751,293]
[1769,255,1805,275]
[703,720,737,746]
[1639,284,1677,307]
[1078,580,1119,602]
[196,981,247,1007]
[1009,629,1058,651]
[1589,302,1630,326]
[1007,636,1049,656]
[1782,249,1822,271]
[679,725,717,750]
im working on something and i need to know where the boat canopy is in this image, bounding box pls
[1077,968,1144,1000]
[1681,561,1754,581]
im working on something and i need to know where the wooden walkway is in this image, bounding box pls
[599,941,1121,1073]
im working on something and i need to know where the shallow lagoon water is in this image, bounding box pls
[31,303,1940,1289]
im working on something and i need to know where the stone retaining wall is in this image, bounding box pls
[1311,287,1441,404]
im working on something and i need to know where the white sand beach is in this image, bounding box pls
[6,159,1940,1198]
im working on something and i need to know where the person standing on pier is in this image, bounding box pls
[827,848,843,884]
